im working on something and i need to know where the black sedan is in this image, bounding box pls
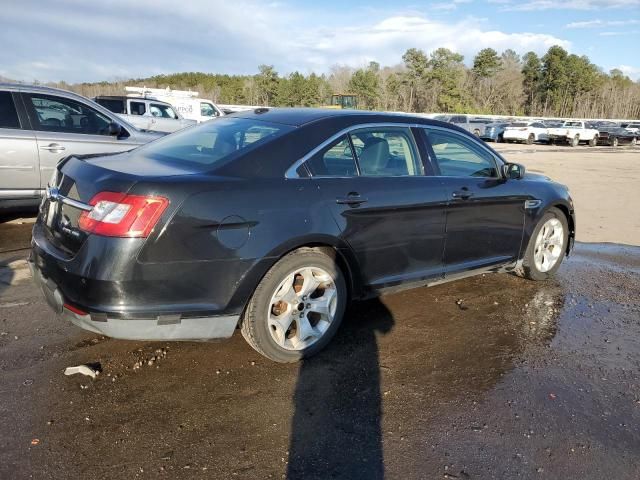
[30,109,575,362]
[595,126,637,147]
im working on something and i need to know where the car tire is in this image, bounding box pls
[570,135,579,147]
[474,129,481,136]
[610,137,618,147]
[497,134,503,143]
[632,137,637,146]
[519,207,569,281]
[240,247,348,363]
[526,133,534,145]
[589,136,597,147]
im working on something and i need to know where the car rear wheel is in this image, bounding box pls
[496,134,503,143]
[473,129,481,136]
[610,137,618,147]
[589,136,597,147]
[520,208,568,281]
[570,135,579,147]
[240,247,347,363]
[632,138,637,146]
[526,133,534,145]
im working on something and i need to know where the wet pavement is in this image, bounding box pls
[0,218,639,479]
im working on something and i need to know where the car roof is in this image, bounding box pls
[230,107,451,128]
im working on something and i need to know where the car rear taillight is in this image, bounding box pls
[78,192,169,238]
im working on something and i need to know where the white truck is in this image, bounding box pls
[124,87,224,123]
[547,120,599,147]
[94,96,196,133]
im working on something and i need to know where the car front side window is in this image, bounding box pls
[424,128,499,178]
[25,93,113,136]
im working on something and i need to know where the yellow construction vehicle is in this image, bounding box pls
[325,93,358,109]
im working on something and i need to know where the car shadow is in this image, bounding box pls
[286,297,393,480]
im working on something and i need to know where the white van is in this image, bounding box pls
[124,87,225,123]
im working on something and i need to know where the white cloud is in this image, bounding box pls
[616,65,640,80]
[599,30,639,36]
[566,19,640,28]
[0,1,572,82]
[505,0,640,11]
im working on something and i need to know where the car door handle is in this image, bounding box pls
[336,194,368,206]
[40,144,66,152]
[452,190,473,200]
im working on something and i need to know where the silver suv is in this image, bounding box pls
[0,84,162,210]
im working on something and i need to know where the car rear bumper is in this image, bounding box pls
[30,221,243,340]
[29,256,239,340]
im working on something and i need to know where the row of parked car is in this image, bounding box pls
[434,114,639,147]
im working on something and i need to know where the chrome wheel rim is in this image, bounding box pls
[534,218,564,273]
[267,267,338,351]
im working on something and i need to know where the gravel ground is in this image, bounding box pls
[0,144,638,479]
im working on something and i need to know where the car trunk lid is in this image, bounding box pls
[41,151,198,256]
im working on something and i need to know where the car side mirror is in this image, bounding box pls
[502,162,525,179]
[107,122,122,136]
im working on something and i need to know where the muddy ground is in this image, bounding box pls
[0,144,639,479]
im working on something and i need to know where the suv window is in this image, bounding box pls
[96,98,126,114]
[450,116,467,124]
[306,135,358,177]
[26,93,113,136]
[200,102,217,117]
[0,92,20,129]
[129,101,146,116]
[149,103,178,119]
[350,127,422,176]
[425,128,498,178]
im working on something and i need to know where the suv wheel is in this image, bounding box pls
[240,247,347,362]
[570,135,579,147]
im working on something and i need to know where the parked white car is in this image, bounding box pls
[124,87,224,123]
[94,96,196,133]
[547,121,599,147]
[503,122,549,144]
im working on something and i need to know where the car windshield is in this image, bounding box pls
[135,117,293,169]
[565,121,582,127]
[511,122,529,127]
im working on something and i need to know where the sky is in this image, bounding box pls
[1,0,639,83]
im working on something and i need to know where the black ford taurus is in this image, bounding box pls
[30,109,575,362]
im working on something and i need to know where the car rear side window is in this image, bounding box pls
[425,128,498,178]
[0,92,20,129]
[306,135,358,177]
[136,117,292,169]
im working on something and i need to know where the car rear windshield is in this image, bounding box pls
[135,117,293,169]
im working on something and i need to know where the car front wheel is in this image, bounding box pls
[240,247,347,362]
[520,208,569,281]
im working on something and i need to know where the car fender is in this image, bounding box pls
[224,233,365,315]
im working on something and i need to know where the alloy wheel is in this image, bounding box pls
[533,218,564,273]
[267,267,338,351]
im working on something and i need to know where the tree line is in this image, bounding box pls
[52,45,640,119]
